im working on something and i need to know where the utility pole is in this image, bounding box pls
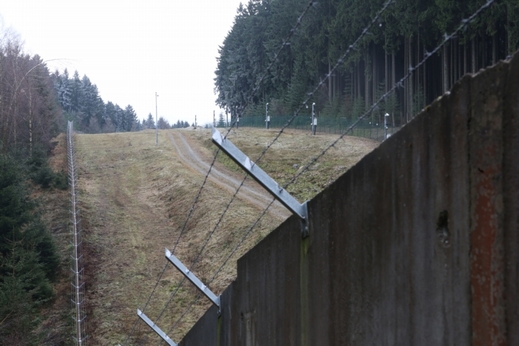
[155,92,159,146]
[213,110,216,127]
[194,115,197,129]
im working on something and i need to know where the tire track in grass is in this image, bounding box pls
[168,130,290,221]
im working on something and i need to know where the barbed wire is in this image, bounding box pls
[126,0,495,343]
[163,196,278,341]
[154,0,497,341]
[242,1,318,114]
[124,10,313,344]
[150,0,396,340]
[249,0,394,168]
[153,172,250,325]
[122,148,222,345]
[281,0,496,191]
[123,3,320,344]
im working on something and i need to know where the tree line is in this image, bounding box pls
[142,113,192,129]
[0,24,200,342]
[0,29,146,343]
[0,32,66,344]
[52,69,144,133]
[52,69,194,132]
[215,0,519,126]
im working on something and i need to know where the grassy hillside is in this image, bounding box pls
[50,127,377,344]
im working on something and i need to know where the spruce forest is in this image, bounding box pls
[215,0,519,126]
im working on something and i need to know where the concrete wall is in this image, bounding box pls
[180,53,519,345]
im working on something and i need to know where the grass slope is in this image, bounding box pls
[58,127,377,344]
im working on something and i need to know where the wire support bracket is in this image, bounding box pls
[165,249,221,309]
[137,309,178,346]
[212,127,309,235]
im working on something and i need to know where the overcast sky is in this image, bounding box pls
[1,0,244,126]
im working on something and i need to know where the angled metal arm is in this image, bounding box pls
[211,127,308,221]
[165,249,221,308]
[137,309,177,346]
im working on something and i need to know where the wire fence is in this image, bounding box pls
[122,0,498,344]
[67,121,87,345]
[229,115,399,141]
[128,1,397,344]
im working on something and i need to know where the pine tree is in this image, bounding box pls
[217,112,226,127]
[122,105,137,131]
[145,113,155,129]
[0,154,58,344]
[157,117,170,129]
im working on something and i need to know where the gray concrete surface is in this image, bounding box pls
[180,52,519,346]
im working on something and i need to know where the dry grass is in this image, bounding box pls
[194,127,379,201]
[57,127,378,345]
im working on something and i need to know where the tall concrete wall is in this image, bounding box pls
[180,53,519,345]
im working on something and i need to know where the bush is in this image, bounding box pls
[32,166,55,188]
[53,171,68,190]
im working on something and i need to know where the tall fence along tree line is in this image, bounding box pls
[215,0,519,126]
[52,69,141,133]
[0,31,144,344]
[0,36,144,154]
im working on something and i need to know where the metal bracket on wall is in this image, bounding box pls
[211,127,309,236]
[165,249,221,311]
[137,309,178,346]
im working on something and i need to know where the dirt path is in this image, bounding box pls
[168,131,290,221]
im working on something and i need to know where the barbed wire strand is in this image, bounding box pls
[163,197,278,341]
[250,0,394,167]
[245,1,317,110]
[127,3,320,342]
[121,149,221,345]
[282,0,496,191]
[155,0,495,340]
[123,4,314,341]
[220,0,317,139]
[153,0,396,340]
[154,173,251,324]
[126,0,494,343]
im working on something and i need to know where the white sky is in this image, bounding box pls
[1,0,244,126]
